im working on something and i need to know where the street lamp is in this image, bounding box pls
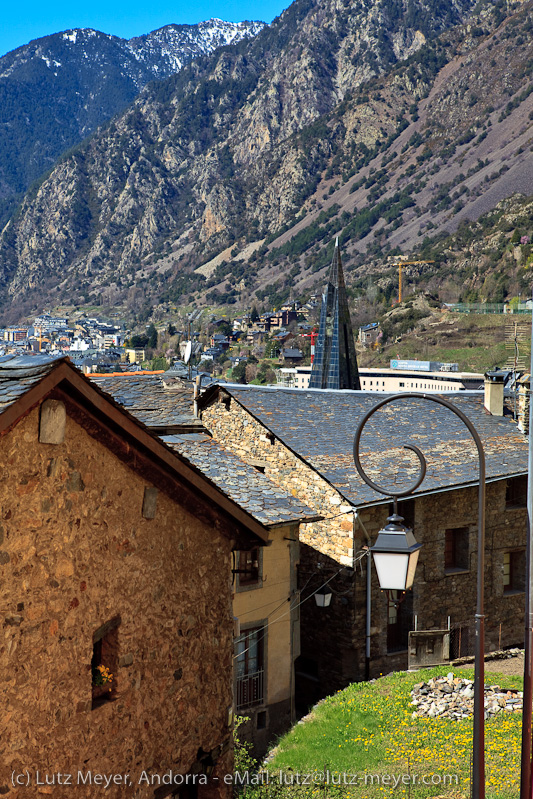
[370,512,422,592]
[314,585,333,607]
[353,393,486,799]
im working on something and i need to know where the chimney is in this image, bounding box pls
[193,374,202,418]
[518,373,530,434]
[484,371,505,416]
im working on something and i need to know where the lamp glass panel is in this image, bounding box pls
[373,552,409,591]
[315,591,332,607]
[405,549,421,589]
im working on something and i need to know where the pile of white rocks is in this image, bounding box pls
[411,673,523,720]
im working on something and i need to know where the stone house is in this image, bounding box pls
[358,322,381,347]
[198,381,529,706]
[278,348,304,367]
[0,355,277,799]
[90,372,319,754]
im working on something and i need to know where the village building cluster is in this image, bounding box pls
[0,246,531,798]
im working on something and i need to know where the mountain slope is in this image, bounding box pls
[2,0,525,320]
[0,19,264,222]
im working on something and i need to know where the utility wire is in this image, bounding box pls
[233,568,346,661]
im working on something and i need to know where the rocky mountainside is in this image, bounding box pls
[0,19,264,223]
[3,0,533,320]
[127,19,265,72]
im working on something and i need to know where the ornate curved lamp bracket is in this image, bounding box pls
[354,396,429,518]
[353,391,487,798]
[353,392,485,508]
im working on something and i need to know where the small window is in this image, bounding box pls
[503,550,526,593]
[387,590,413,653]
[506,476,527,509]
[445,528,469,572]
[237,549,260,587]
[390,499,415,530]
[256,710,267,730]
[397,498,415,530]
[92,617,120,709]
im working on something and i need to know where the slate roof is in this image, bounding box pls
[0,355,313,534]
[0,354,64,412]
[215,386,530,506]
[91,373,200,429]
[163,435,318,526]
[91,372,318,526]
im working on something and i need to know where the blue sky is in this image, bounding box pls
[1,0,290,57]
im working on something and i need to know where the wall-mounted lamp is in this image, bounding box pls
[314,586,333,607]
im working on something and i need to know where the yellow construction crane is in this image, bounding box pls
[389,260,435,303]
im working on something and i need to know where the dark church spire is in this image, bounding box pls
[308,239,361,390]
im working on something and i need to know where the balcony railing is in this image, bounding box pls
[235,669,264,711]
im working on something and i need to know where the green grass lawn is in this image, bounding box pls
[244,668,523,798]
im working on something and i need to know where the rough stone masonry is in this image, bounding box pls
[411,673,523,720]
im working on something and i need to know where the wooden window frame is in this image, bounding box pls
[503,549,526,594]
[235,548,262,591]
[234,625,265,710]
[506,476,528,510]
[444,527,470,573]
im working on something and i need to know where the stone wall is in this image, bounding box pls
[0,404,234,798]
[202,395,356,566]
[402,484,526,654]
[202,392,527,696]
[203,393,375,696]
[299,483,527,691]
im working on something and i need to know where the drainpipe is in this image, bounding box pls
[355,511,372,681]
[365,542,371,681]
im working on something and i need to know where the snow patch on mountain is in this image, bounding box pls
[41,55,62,69]
[127,18,266,75]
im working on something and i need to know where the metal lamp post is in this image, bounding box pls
[519,300,533,799]
[353,393,486,799]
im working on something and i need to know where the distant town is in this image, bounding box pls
[1,300,491,394]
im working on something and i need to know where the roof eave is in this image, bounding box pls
[352,470,529,510]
